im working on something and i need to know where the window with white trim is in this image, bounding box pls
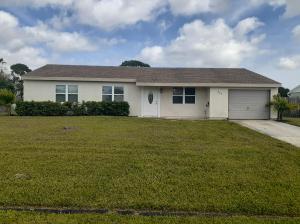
[102,85,124,102]
[172,87,195,104]
[56,85,78,103]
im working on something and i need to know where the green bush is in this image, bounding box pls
[16,101,68,116]
[0,89,15,115]
[16,101,130,116]
[269,95,297,121]
[0,89,15,105]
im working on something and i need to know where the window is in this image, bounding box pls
[185,88,195,104]
[102,85,124,102]
[172,87,195,104]
[56,85,66,103]
[173,87,183,104]
[56,85,78,103]
[68,85,78,103]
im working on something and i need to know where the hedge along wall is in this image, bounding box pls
[15,101,130,116]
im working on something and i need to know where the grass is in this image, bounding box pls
[0,211,300,224]
[284,118,300,127]
[0,116,300,219]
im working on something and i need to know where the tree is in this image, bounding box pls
[269,95,296,121]
[10,63,32,76]
[0,73,14,92]
[10,63,32,100]
[0,89,15,115]
[120,60,150,67]
[278,87,290,97]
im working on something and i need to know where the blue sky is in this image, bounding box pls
[0,0,299,88]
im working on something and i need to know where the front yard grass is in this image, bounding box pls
[0,211,299,224]
[0,117,299,218]
[284,117,300,127]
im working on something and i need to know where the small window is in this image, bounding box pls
[56,85,66,103]
[102,86,113,102]
[56,85,78,103]
[114,86,124,102]
[172,87,195,104]
[173,87,183,104]
[68,85,78,103]
[102,85,124,102]
[185,88,195,104]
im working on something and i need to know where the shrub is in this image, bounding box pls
[0,89,15,115]
[15,101,130,116]
[0,89,15,105]
[269,95,297,121]
[16,101,68,116]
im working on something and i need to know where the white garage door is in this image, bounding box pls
[229,90,270,120]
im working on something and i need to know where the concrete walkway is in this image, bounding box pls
[233,120,300,148]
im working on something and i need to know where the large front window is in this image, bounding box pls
[102,85,124,102]
[172,87,195,104]
[56,85,78,103]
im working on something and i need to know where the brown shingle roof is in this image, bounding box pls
[25,64,280,85]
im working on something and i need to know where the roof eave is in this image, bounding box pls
[23,76,136,83]
[136,82,281,88]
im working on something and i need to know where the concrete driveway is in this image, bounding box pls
[233,120,300,147]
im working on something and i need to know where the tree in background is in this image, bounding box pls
[0,58,15,93]
[278,87,290,97]
[0,58,6,73]
[120,60,150,67]
[10,64,31,76]
[270,95,296,121]
[10,63,32,100]
[0,89,15,115]
[0,73,14,92]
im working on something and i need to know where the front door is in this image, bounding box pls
[142,87,160,117]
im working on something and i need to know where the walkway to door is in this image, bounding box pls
[233,120,300,147]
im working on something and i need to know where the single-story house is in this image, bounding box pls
[23,64,280,120]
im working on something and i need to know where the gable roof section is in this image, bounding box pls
[24,64,281,87]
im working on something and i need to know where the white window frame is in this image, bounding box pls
[172,87,196,104]
[56,84,78,102]
[102,85,124,102]
[184,87,196,104]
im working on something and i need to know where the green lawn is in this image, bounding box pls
[0,117,300,220]
[284,118,300,127]
[0,211,299,224]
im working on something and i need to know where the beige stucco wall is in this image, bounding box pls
[24,80,278,119]
[209,88,229,119]
[23,80,141,116]
[159,87,209,119]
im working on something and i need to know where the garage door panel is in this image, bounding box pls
[229,90,270,120]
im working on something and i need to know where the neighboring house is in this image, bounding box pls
[23,64,280,120]
[289,85,300,99]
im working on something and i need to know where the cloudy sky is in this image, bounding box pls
[0,0,299,88]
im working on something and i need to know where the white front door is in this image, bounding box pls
[142,87,160,117]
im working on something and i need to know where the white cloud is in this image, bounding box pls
[234,17,264,38]
[168,0,230,16]
[281,0,300,18]
[279,55,300,70]
[0,0,73,7]
[73,0,165,30]
[24,23,95,53]
[0,47,48,70]
[250,0,300,18]
[292,25,300,40]
[139,18,265,67]
[0,10,121,69]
